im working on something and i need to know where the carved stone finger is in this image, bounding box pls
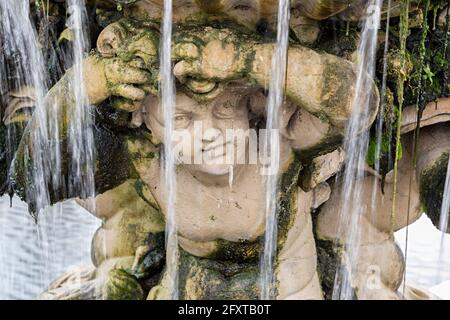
[173,60,201,83]
[127,58,147,69]
[112,84,146,101]
[172,42,199,61]
[112,97,143,112]
[104,59,149,85]
[141,84,158,96]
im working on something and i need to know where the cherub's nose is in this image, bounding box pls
[202,127,222,143]
[199,116,222,143]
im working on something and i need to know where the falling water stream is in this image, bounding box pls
[260,0,290,300]
[1,0,95,215]
[0,0,51,212]
[0,0,99,298]
[439,156,450,234]
[436,156,450,282]
[332,0,382,300]
[160,0,179,300]
[66,0,95,208]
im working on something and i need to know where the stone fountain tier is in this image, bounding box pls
[401,98,450,135]
[399,99,450,232]
[100,0,416,27]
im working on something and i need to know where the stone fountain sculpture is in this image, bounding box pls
[0,0,449,300]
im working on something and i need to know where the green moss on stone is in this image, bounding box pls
[178,248,259,300]
[102,268,145,300]
[420,152,450,232]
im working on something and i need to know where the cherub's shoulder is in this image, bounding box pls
[124,130,160,160]
[123,130,161,186]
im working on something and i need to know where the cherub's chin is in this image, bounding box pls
[195,164,232,176]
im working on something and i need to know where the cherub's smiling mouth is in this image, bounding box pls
[202,141,234,158]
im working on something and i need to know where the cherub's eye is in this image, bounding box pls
[173,113,191,128]
[213,101,235,119]
[233,5,251,11]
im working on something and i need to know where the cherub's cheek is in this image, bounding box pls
[230,117,250,130]
[146,120,165,143]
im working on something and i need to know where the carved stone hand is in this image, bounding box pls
[172,27,255,83]
[93,19,161,111]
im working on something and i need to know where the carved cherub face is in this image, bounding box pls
[128,0,266,29]
[143,85,253,176]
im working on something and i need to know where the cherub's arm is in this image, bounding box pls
[315,144,415,299]
[248,44,379,156]
[11,55,148,210]
[11,21,158,212]
[335,121,450,235]
[172,28,379,155]
[88,178,165,300]
[316,121,450,299]
[248,44,379,130]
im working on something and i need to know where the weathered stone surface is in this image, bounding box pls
[3,0,449,301]
[401,98,450,134]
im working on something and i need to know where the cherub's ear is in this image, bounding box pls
[130,108,144,128]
